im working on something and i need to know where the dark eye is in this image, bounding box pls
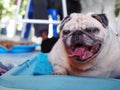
[92,28,99,33]
[63,30,71,35]
[85,27,99,33]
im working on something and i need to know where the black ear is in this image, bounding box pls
[60,15,71,30]
[92,14,108,28]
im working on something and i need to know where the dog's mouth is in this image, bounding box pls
[68,43,101,62]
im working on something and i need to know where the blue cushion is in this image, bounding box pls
[33,52,53,75]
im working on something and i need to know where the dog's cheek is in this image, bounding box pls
[94,29,107,40]
[82,35,94,45]
[65,36,72,47]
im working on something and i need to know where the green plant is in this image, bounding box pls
[115,0,120,16]
[0,0,17,19]
[0,0,4,19]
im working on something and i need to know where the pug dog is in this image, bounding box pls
[48,13,120,78]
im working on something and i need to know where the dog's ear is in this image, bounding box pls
[60,15,71,30]
[91,14,108,28]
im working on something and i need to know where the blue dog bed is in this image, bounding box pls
[0,52,120,90]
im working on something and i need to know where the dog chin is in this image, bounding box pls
[67,43,101,63]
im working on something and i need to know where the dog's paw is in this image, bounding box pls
[52,64,68,75]
[52,71,67,75]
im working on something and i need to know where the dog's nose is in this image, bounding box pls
[72,31,83,41]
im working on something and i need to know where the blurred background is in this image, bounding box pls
[0,0,120,89]
[0,0,120,43]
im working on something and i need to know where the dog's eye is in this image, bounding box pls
[63,30,71,35]
[85,28,99,33]
[93,28,99,33]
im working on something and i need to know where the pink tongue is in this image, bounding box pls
[69,47,93,60]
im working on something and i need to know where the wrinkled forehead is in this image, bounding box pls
[63,13,104,30]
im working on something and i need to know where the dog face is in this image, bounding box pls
[60,13,109,63]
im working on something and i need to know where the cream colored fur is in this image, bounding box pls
[48,13,120,78]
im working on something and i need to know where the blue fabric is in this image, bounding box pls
[33,53,53,75]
